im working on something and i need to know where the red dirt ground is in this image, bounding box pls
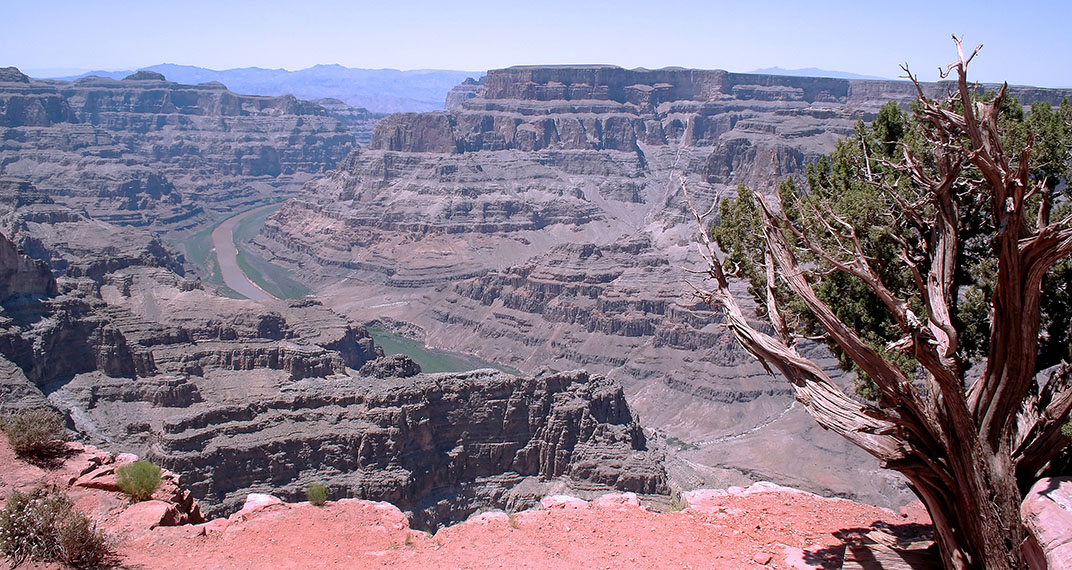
[0,440,932,569]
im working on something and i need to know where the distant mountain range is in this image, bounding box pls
[25,64,892,113]
[749,67,891,81]
[35,64,482,113]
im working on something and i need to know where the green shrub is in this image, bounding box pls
[667,492,686,512]
[115,460,161,501]
[0,487,111,569]
[1,408,67,458]
[305,483,328,506]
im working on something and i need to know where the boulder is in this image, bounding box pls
[73,465,121,492]
[358,354,421,378]
[116,499,181,533]
[540,495,588,510]
[1022,477,1072,570]
[230,493,285,523]
[593,492,640,508]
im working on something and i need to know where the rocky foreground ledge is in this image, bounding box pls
[2,437,938,569]
[10,438,1072,569]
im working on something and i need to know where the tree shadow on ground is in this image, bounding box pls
[804,519,937,569]
[17,440,79,470]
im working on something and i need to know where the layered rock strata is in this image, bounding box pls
[0,434,930,570]
[0,188,664,529]
[48,355,666,529]
[0,178,185,281]
[110,368,665,528]
[250,66,1072,507]
[0,182,379,401]
[0,67,363,235]
[0,180,378,389]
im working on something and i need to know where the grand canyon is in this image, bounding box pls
[2,45,1071,568]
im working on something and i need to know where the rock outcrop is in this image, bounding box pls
[444,76,484,110]
[313,97,384,144]
[0,432,933,570]
[44,333,666,530]
[1022,477,1072,570]
[0,184,379,405]
[0,228,56,302]
[247,66,1072,508]
[0,184,662,530]
[0,67,364,235]
[0,178,186,281]
[0,438,205,536]
[103,368,665,528]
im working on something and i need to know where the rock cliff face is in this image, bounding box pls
[254,66,1072,507]
[313,98,384,144]
[0,68,365,235]
[0,178,378,397]
[0,183,664,529]
[0,226,56,302]
[45,342,666,529]
[64,368,665,529]
[0,178,186,281]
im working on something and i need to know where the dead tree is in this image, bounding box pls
[688,38,1072,569]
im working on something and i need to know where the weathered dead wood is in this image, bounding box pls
[690,36,1071,570]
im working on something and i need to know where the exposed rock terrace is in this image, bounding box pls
[245,66,1072,507]
[0,67,370,236]
[0,191,664,528]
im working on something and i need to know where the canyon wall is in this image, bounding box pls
[252,66,1072,507]
[129,368,665,529]
[0,181,665,527]
[0,67,369,236]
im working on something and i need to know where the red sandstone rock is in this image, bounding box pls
[540,495,589,510]
[116,488,930,570]
[229,493,286,523]
[781,544,833,570]
[1023,477,1072,570]
[116,500,181,533]
[593,492,640,508]
[1,436,937,570]
[73,464,121,492]
[197,518,230,537]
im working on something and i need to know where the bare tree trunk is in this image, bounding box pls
[905,451,1025,569]
[686,38,1072,570]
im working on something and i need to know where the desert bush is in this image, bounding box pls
[0,408,67,458]
[0,487,111,569]
[305,483,328,506]
[667,492,685,512]
[55,507,110,569]
[115,460,161,501]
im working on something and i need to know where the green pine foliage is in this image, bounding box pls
[712,97,1072,399]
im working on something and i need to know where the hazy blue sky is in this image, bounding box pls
[4,0,1070,87]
